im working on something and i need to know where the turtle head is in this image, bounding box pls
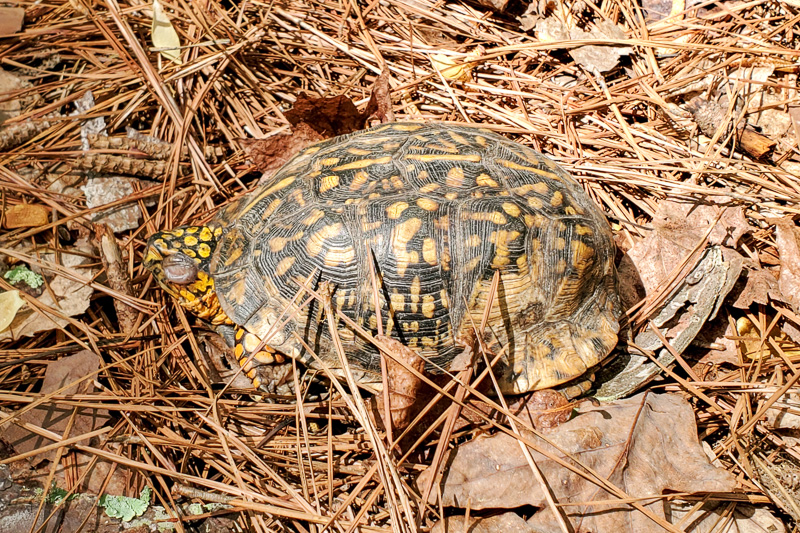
[143,225,230,325]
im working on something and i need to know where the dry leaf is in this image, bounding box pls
[0,290,25,332]
[627,198,751,294]
[418,393,736,532]
[432,513,535,533]
[512,389,571,430]
[0,244,95,341]
[376,334,425,430]
[735,316,800,362]
[430,53,477,82]
[284,93,365,137]
[151,0,182,64]
[4,350,110,463]
[0,8,24,36]
[252,78,394,183]
[362,69,394,124]
[537,18,632,73]
[4,203,49,229]
[246,122,325,185]
[733,267,781,308]
[773,218,800,313]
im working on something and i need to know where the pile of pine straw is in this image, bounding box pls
[2,0,800,531]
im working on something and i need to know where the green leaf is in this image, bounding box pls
[99,487,152,522]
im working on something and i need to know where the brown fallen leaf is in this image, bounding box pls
[418,393,736,532]
[252,70,393,184]
[511,389,571,431]
[627,197,751,294]
[773,218,800,313]
[376,334,425,430]
[4,350,110,464]
[362,69,394,125]
[244,122,325,186]
[4,203,49,229]
[0,7,24,35]
[432,513,535,533]
[0,242,96,341]
[95,224,138,335]
[285,93,365,138]
[733,267,780,308]
[536,18,632,73]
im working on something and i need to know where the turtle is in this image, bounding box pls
[143,122,621,395]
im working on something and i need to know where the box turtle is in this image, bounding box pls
[143,122,621,394]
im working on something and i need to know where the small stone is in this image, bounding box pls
[4,203,49,228]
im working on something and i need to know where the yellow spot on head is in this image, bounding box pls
[185,227,199,234]
[254,351,275,364]
[184,235,198,247]
[172,229,185,237]
[387,201,410,219]
[199,227,213,241]
[198,243,211,258]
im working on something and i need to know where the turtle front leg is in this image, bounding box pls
[218,325,292,394]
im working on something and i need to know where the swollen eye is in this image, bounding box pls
[162,253,199,285]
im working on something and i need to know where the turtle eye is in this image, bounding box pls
[162,253,198,285]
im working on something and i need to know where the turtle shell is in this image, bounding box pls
[210,122,620,393]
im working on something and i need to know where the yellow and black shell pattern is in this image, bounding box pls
[211,122,621,393]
